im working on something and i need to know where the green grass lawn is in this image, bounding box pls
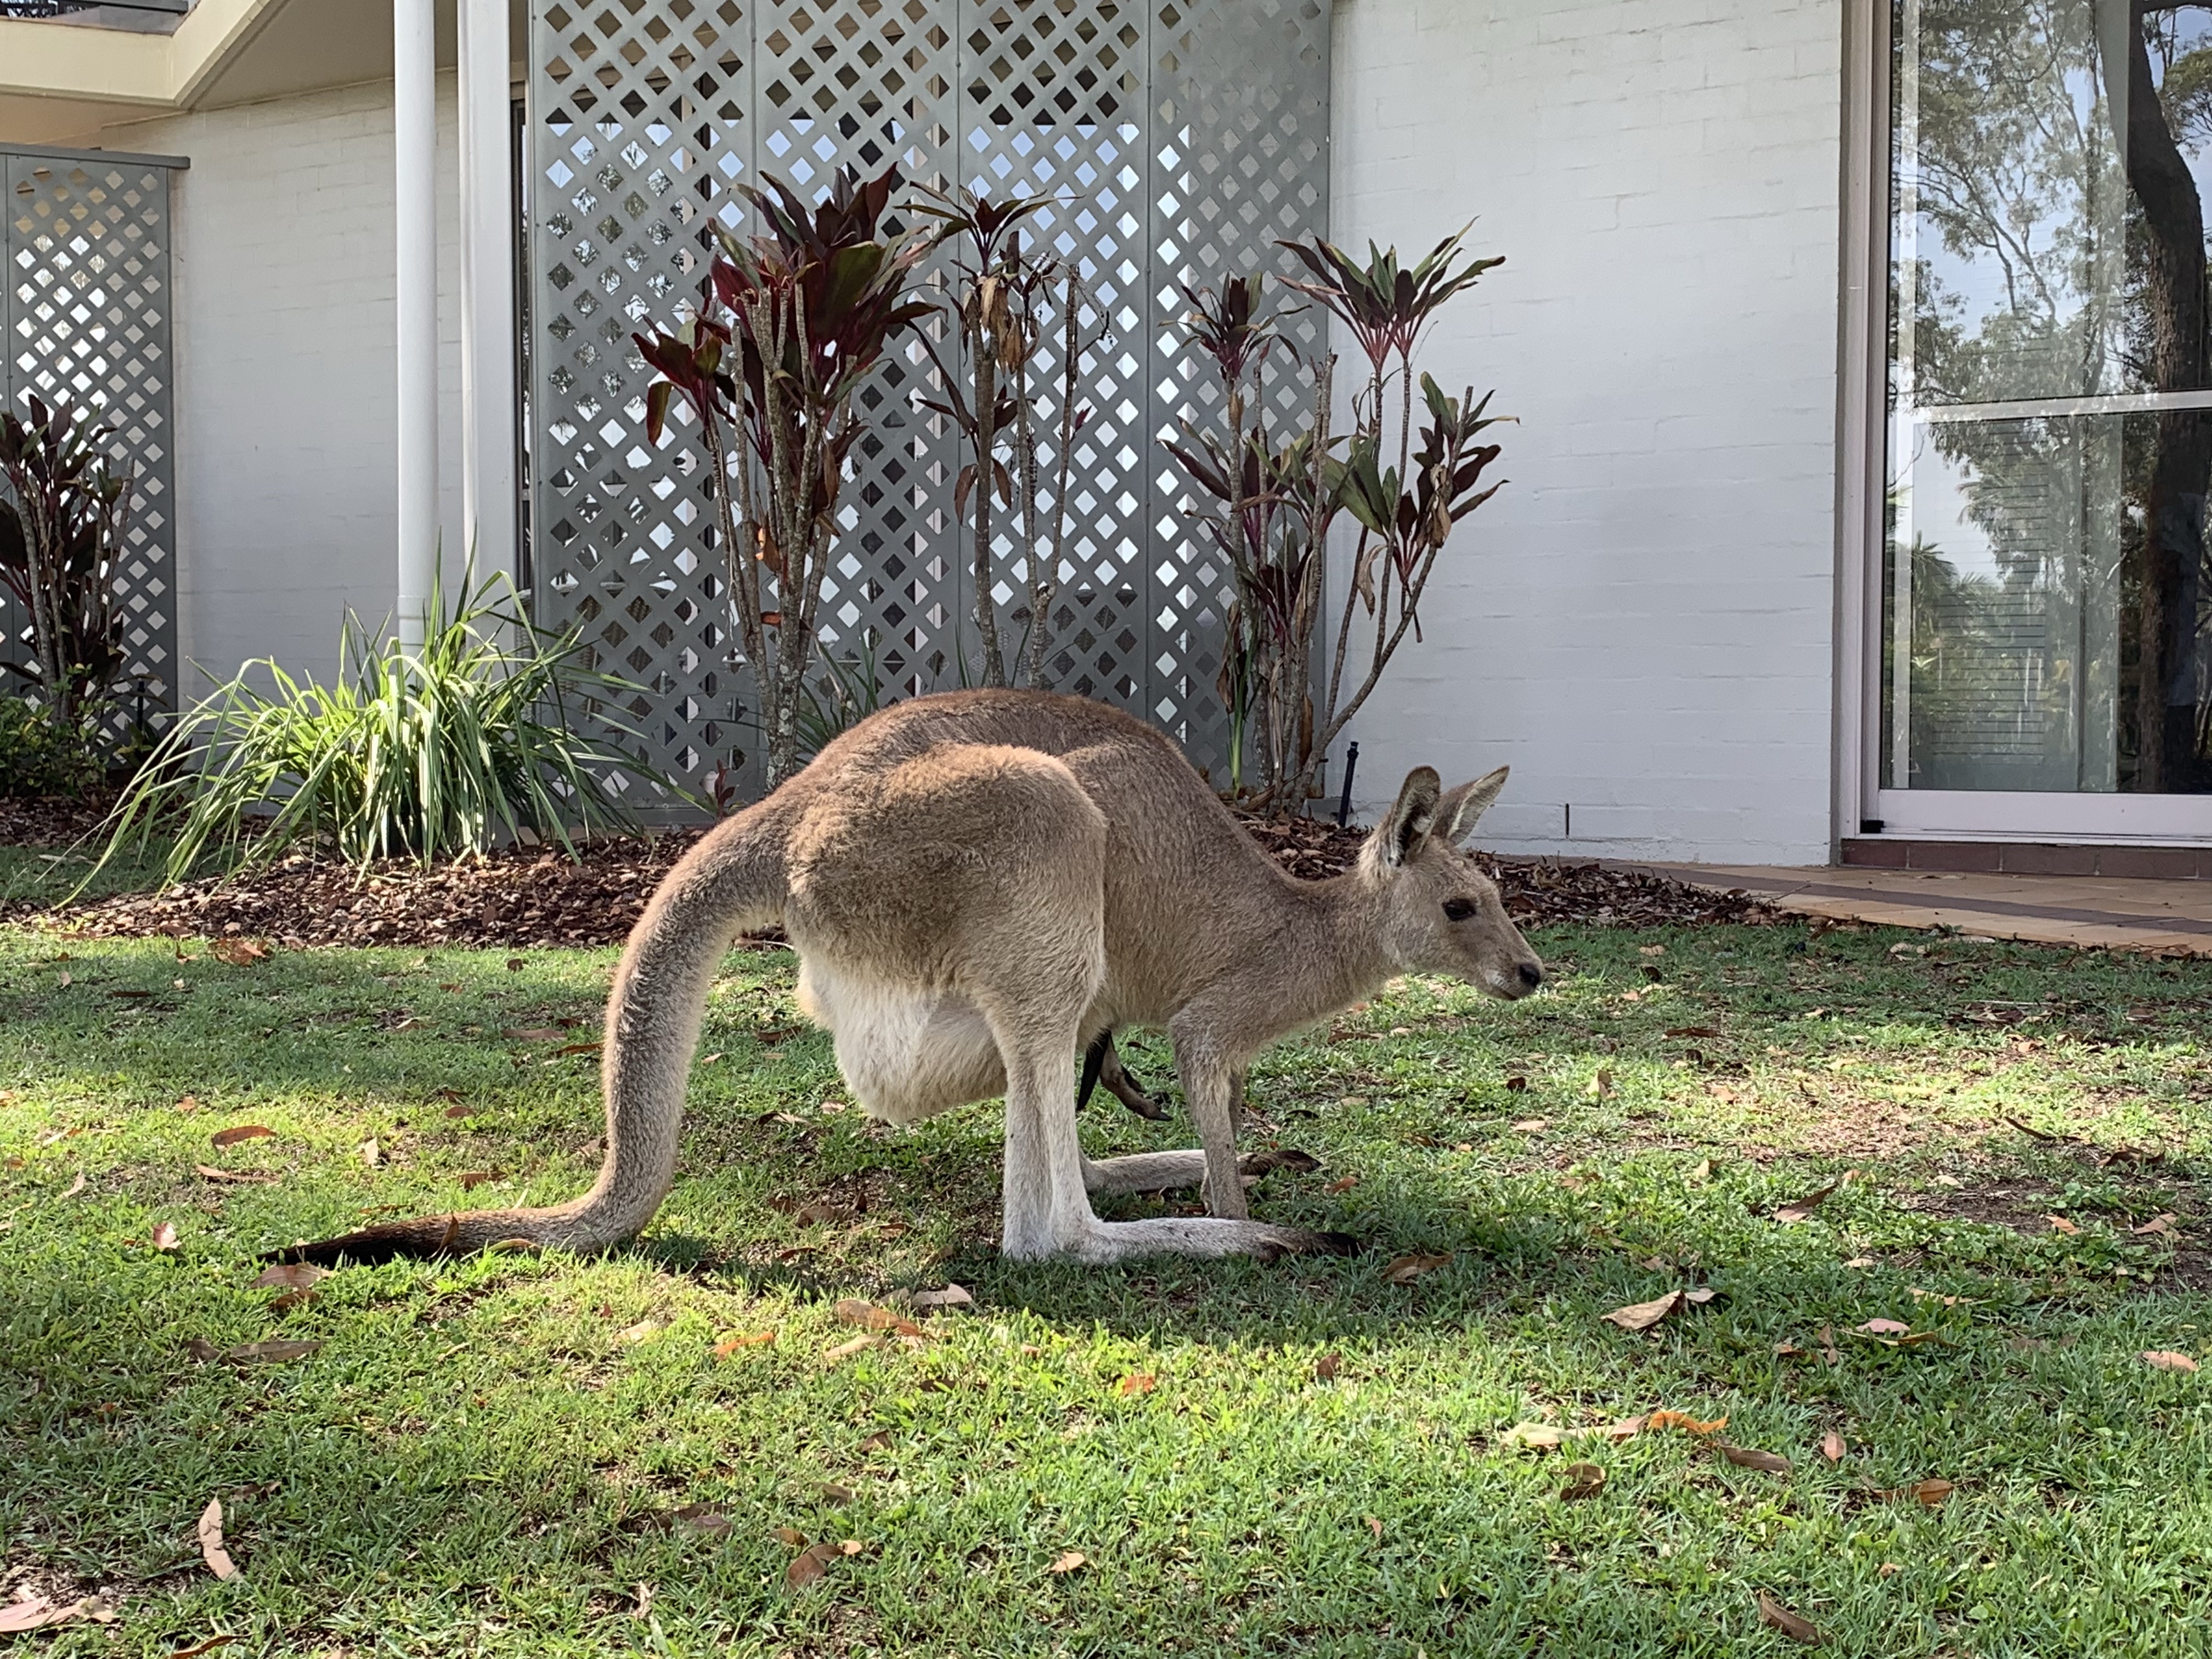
[5,918,2212,1656]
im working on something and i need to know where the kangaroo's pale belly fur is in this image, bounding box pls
[794,956,1007,1126]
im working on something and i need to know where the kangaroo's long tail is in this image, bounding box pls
[268,806,791,1266]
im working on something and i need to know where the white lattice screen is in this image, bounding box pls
[526,0,1328,797]
[2,145,182,729]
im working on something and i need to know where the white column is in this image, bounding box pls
[394,0,441,647]
[459,0,518,587]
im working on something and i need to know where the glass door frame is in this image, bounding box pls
[1838,0,2212,847]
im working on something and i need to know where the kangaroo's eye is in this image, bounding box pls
[1442,898,1477,922]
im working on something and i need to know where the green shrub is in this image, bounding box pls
[96,569,672,882]
[0,695,103,799]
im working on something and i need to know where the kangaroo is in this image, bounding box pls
[279,689,1543,1267]
[1078,1030,1171,1120]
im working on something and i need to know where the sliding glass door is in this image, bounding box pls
[1883,0,2212,838]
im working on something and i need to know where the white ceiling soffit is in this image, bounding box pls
[0,0,513,134]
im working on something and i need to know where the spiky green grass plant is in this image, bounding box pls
[92,571,662,882]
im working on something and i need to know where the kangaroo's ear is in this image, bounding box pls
[1375,766,1444,867]
[1436,765,1509,846]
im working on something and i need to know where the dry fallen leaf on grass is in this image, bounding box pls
[818,1482,854,1505]
[358,1140,382,1168]
[250,1263,325,1294]
[1116,1373,1157,1397]
[211,939,270,966]
[2046,1214,2081,1236]
[1585,1069,1615,1099]
[1499,1421,1565,1450]
[1821,1431,1845,1463]
[163,1635,236,1658]
[1757,1592,1821,1646]
[194,1164,275,1185]
[1773,1171,1854,1224]
[1510,1119,1548,1135]
[1315,1352,1343,1381]
[672,1503,732,1538]
[787,1541,839,1588]
[2143,1350,2200,1374]
[836,1299,923,1338]
[457,1170,502,1190]
[1383,1252,1452,1285]
[1856,1318,1911,1336]
[822,1335,878,1365]
[0,1595,91,1633]
[1647,1409,1728,1437]
[714,1331,776,1357]
[153,1222,179,1251]
[617,1321,661,1344]
[1720,1443,1792,1475]
[1903,1478,1954,1506]
[2133,1214,2180,1238]
[210,1125,274,1149]
[912,1283,973,1310]
[198,1498,239,1580]
[223,1340,321,1364]
[1323,1175,1361,1194]
[1048,1550,1087,1575]
[1558,1462,1606,1500]
[60,1171,86,1199]
[1602,1288,1716,1332]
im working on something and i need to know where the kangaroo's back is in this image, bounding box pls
[804,690,1299,1010]
[808,689,1284,881]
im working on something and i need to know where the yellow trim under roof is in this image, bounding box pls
[0,0,290,115]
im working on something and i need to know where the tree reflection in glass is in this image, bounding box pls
[1887,0,2212,793]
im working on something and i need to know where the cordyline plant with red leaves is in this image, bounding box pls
[1166,227,1506,810]
[910,185,1097,690]
[634,164,931,788]
[0,393,132,733]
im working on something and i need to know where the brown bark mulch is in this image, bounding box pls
[0,795,114,847]
[12,810,1773,950]
[1238,811,1778,930]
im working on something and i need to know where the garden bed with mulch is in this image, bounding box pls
[8,811,1774,950]
[0,794,114,848]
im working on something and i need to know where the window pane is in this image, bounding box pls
[1887,0,2212,792]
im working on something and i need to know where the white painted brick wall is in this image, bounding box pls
[95,78,470,692]
[1330,0,1844,865]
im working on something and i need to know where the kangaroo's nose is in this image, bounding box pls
[1516,961,1544,991]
